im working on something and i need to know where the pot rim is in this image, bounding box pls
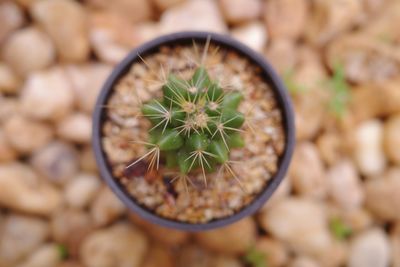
[92,31,295,231]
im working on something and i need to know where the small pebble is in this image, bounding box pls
[259,197,332,256]
[31,141,79,185]
[90,187,126,226]
[160,0,227,33]
[31,0,90,62]
[264,0,308,39]
[289,142,327,199]
[0,62,20,93]
[383,113,400,164]
[21,68,75,121]
[2,27,55,76]
[16,244,62,267]
[0,1,25,43]
[365,168,400,220]
[194,217,256,255]
[57,113,92,144]
[354,120,386,177]
[348,228,390,267]
[218,0,262,24]
[0,214,49,265]
[0,163,62,215]
[3,115,53,154]
[64,173,101,209]
[231,22,268,53]
[327,160,364,210]
[152,0,185,11]
[80,223,148,267]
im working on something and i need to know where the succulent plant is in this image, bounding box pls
[129,66,245,186]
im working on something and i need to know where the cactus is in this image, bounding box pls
[129,66,245,186]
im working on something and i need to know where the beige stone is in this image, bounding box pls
[0,129,17,162]
[64,173,101,209]
[218,0,261,24]
[3,115,53,154]
[2,27,55,76]
[64,63,112,112]
[86,0,153,23]
[88,11,160,64]
[0,163,62,215]
[31,141,79,185]
[152,0,185,11]
[80,223,148,267]
[90,187,126,226]
[289,142,327,199]
[160,0,227,34]
[327,160,364,210]
[141,244,175,267]
[255,237,289,267]
[0,1,25,44]
[383,114,400,164]
[365,168,400,220]
[0,214,49,265]
[21,68,75,121]
[31,0,89,62]
[264,0,308,39]
[264,39,297,74]
[354,119,386,176]
[259,197,332,256]
[231,22,267,53]
[129,213,189,246]
[0,62,20,93]
[51,209,93,258]
[348,228,390,267]
[194,217,256,254]
[57,113,92,144]
[16,244,62,267]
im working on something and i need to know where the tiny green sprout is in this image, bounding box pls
[243,247,268,267]
[283,68,308,94]
[57,244,69,260]
[326,63,351,118]
[132,66,245,186]
[329,217,352,240]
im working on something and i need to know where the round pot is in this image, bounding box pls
[92,31,295,231]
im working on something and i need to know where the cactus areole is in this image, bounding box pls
[92,32,295,231]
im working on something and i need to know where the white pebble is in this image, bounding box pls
[2,27,55,76]
[231,22,268,53]
[57,113,92,144]
[0,163,62,215]
[348,228,390,267]
[80,223,148,267]
[3,115,53,154]
[64,173,101,209]
[259,197,332,255]
[354,120,386,176]
[16,244,61,267]
[21,68,75,121]
[160,0,227,33]
[0,214,49,265]
[327,160,364,210]
[31,0,90,62]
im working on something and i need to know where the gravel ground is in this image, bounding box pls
[1,0,400,267]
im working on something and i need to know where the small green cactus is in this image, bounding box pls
[131,66,245,186]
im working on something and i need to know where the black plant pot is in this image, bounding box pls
[92,31,295,231]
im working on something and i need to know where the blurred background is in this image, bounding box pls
[0,0,400,266]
